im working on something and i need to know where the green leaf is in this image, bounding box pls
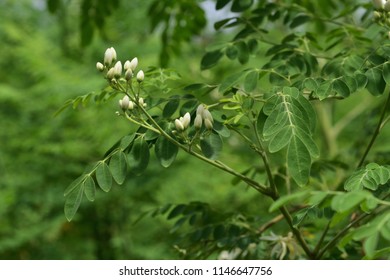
[344,164,390,191]
[331,191,370,213]
[332,79,350,97]
[200,133,223,160]
[119,134,135,150]
[64,174,85,196]
[244,70,259,92]
[295,127,319,158]
[83,175,96,202]
[128,137,150,175]
[268,126,292,153]
[262,88,318,185]
[316,81,333,100]
[64,185,84,221]
[201,50,224,70]
[364,234,378,258]
[213,121,231,138]
[214,18,231,30]
[236,41,250,64]
[96,162,112,192]
[155,136,178,168]
[219,71,247,93]
[163,97,180,118]
[303,78,318,91]
[248,38,259,54]
[354,72,368,88]
[231,0,253,12]
[290,14,311,28]
[167,204,186,219]
[343,75,358,93]
[365,68,386,96]
[109,150,127,184]
[287,136,311,185]
[269,190,310,212]
[225,45,238,60]
[383,63,390,84]
[216,0,231,10]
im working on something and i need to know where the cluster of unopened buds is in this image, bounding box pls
[372,0,390,35]
[96,47,144,83]
[118,95,147,111]
[173,104,214,133]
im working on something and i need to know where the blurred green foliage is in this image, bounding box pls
[0,0,261,259]
[2,0,390,260]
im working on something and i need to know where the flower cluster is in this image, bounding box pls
[194,104,214,130]
[173,105,214,134]
[174,113,191,131]
[96,47,144,83]
[118,96,147,111]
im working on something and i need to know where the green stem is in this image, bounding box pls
[277,205,313,258]
[252,121,278,195]
[315,213,370,259]
[135,101,270,195]
[312,221,330,257]
[358,89,390,168]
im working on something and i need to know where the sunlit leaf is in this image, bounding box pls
[262,87,318,185]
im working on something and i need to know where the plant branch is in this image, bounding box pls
[315,212,370,259]
[312,221,330,257]
[135,102,270,195]
[277,205,313,258]
[358,89,390,168]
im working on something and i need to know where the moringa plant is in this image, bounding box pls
[62,0,390,259]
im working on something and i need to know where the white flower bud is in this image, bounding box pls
[113,61,122,78]
[129,57,138,71]
[96,62,104,72]
[175,119,185,131]
[124,60,131,70]
[119,95,130,111]
[138,97,146,107]
[204,118,213,130]
[125,68,133,81]
[194,114,203,130]
[373,0,386,9]
[104,47,117,66]
[137,70,144,82]
[196,104,204,116]
[385,0,390,11]
[106,67,115,79]
[202,109,213,123]
[181,112,191,129]
[128,101,135,110]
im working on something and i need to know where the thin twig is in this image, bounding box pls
[358,89,390,168]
